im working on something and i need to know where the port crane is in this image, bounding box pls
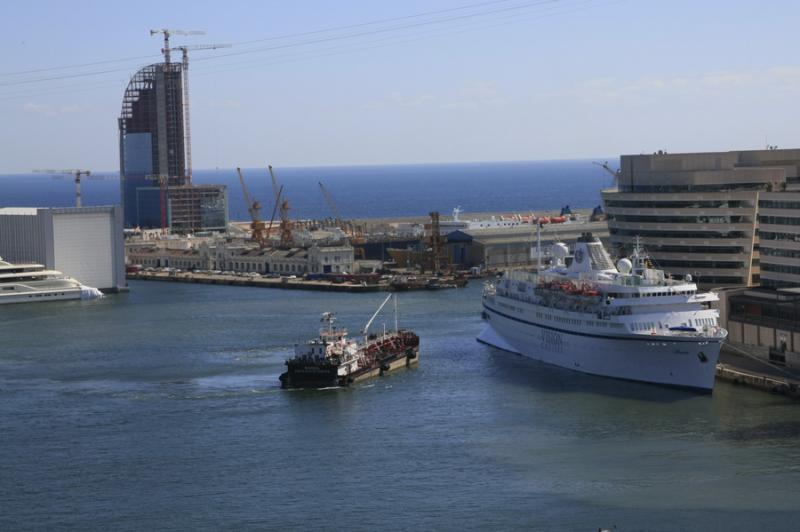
[33,169,93,208]
[593,161,621,188]
[266,185,284,247]
[318,181,343,228]
[236,167,267,248]
[168,43,231,183]
[268,165,294,249]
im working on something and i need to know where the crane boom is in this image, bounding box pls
[236,167,268,247]
[34,169,90,208]
[236,167,259,221]
[268,165,293,248]
[362,294,393,338]
[318,181,343,225]
[592,161,620,186]
[266,185,284,244]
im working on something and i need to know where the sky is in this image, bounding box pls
[0,0,798,173]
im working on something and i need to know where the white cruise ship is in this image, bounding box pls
[479,233,727,392]
[0,257,103,304]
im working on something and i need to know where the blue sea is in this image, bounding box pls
[0,160,613,220]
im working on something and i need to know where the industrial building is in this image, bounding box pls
[603,149,800,288]
[387,218,610,271]
[119,46,227,232]
[0,206,126,292]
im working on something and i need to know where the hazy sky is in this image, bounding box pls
[1,0,798,173]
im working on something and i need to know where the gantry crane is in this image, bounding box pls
[268,165,294,249]
[236,167,267,248]
[168,43,231,183]
[33,169,91,208]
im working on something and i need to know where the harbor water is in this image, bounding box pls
[2,281,800,530]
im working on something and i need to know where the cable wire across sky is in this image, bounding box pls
[0,0,603,95]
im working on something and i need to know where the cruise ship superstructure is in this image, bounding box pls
[479,233,727,392]
[0,257,103,304]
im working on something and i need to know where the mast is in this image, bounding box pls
[536,221,542,272]
[394,294,399,332]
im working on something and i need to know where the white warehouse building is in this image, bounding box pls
[0,206,126,292]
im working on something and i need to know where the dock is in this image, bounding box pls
[128,270,385,292]
[127,270,469,292]
[717,346,800,399]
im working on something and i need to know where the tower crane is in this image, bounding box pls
[33,169,91,208]
[149,29,205,63]
[268,165,294,249]
[592,161,621,188]
[236,167,267,248]
[168,43,231,183]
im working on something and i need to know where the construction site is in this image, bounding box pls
[118,30,611,290]
[119,30,229,234]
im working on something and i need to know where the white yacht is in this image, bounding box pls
[479,233,727,392]
[0,257,103,304]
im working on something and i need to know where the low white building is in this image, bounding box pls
[0,206,126,292]
[127,238,354,276]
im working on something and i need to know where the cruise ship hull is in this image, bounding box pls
[479,305,722,392]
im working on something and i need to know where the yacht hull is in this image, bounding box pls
[0,288,82,304]
[479,304,722,392]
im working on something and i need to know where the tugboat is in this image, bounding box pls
[279,294,420,389]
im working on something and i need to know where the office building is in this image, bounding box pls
[603,149,800,287]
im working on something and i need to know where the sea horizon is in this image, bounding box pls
[0,158,615,221]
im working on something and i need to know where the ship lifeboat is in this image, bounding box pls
[549,216,567,224]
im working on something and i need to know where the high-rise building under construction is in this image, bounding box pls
[118,57,227,232]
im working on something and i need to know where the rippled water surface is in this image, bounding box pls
[2,281,800,531]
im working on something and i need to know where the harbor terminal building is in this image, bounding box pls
[602,149,800,288]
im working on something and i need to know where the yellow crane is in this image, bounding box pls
[268,165,294,249]
[236,167,267,248]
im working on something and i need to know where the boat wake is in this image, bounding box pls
[80,285,104,300]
